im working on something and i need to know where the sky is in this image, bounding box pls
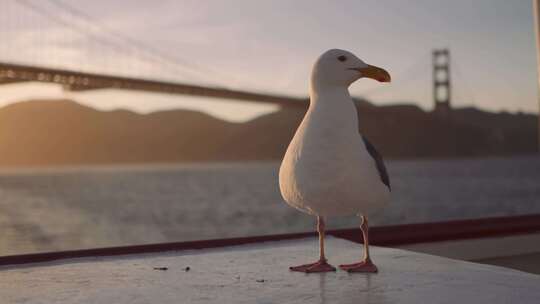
[0,0,538,121]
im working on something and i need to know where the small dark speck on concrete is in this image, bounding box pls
[184,267,190,272]
[256,279,265,283]
[153,267,168,271]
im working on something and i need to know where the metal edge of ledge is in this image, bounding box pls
[1,213,540,267]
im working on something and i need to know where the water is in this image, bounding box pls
[1,156,539,256]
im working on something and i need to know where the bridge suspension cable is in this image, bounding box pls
[12,0,228,87]
[45,0,227,84]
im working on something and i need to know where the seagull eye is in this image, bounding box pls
[337,55,347,62]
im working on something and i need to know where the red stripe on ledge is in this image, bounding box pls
[1,214,540,267]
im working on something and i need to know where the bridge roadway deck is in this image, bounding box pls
[0,62,308,107]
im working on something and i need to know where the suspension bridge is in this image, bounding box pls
[0,0,533,125]
[0,0,310,107]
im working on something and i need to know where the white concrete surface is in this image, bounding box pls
[1,237,540,304]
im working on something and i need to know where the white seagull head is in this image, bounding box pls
[310,49,391,89]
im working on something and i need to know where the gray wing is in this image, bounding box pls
[361,136,391,191]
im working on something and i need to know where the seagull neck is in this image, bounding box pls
[309,84,351,104]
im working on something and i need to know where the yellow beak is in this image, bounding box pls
[357,64,391,82]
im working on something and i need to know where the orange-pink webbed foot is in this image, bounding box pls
[290,259,336,273]
[339,259,378,273]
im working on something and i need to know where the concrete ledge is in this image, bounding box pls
[4,214,540,267]
[1,237,540,303]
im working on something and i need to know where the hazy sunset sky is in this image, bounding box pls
[0,0,537,121]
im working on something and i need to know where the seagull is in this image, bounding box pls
[279,49,391,273]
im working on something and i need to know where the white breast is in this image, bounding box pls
[279,93,390,217]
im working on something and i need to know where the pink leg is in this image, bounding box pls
[339,215,378,273]
[290,216,336,273]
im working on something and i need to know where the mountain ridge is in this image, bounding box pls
[0,99,536,166]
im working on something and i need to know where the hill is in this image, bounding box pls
[0,99,536,166]
[0,100,236,166]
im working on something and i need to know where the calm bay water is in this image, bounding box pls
[1,156,539,256]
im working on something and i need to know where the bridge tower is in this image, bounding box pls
[432,49,452,117]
